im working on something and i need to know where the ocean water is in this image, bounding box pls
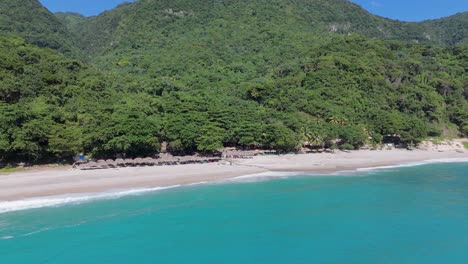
[0,162,467,263]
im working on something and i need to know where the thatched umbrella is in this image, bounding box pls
[106,159,117,168]
[164,156,178,165]
[182,156,196,164]
[96,160,109,169]
[176,156,185,164]
[81,161,98,170]
[142,157,156,166]
[134,158,144,166]
[197,157,203,163]
[116,158,126,167]
[170,156,179,164]
[193,156,204,164]
[209,157,221,162]
[156,156,167,165]
[124,158,136,166]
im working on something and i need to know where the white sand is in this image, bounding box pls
[1,149,467,201]
[0,164,266,201]
[235,149,468,172]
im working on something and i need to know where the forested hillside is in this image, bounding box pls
[0,37,113,162]
[419,13,468,45]
[0,0,78,56]
[0,0,466,163]
[59,0,468,59]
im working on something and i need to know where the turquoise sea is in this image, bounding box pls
[1,162,467,263]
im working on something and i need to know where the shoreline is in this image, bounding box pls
[1,149,467,213]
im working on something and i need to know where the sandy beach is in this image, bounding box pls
[1,148,467,202]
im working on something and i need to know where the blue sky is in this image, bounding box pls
[39,0,135,16]
[350,0,467,21]
[39,0,467,21]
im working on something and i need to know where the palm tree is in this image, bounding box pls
[328,116,348,126]
[309,133,324,148]
[300,127,325,148]
[300,127,313,146]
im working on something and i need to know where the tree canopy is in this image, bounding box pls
[0,0,467,163]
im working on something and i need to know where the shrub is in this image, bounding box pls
[339,143,355,150]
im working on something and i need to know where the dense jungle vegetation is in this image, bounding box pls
[0,0,467,162]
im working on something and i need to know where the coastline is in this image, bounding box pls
[1,149,467,213]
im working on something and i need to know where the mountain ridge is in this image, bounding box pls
[2,0,466,57]
[55,0,467,55]
[0,0,78,55]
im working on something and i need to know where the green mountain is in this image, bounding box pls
[56,2,135,57]
[60,0,467,58]
[0,0,466,162]
[419,13,468,45]
[0,0,77,55]
[0,0,79,57]
[56,1,468,100]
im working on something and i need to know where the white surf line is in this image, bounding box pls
[227,157,468,179]
[1,157,467,214]
[355,157,468,172]
[0,185,181,215]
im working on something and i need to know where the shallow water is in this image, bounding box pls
[0,163,467,263]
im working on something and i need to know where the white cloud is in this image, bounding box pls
[370,1,383,7]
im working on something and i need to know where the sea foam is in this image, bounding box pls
[355,157,468,172]
[0,185,180,214]
[1,157,467,214]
